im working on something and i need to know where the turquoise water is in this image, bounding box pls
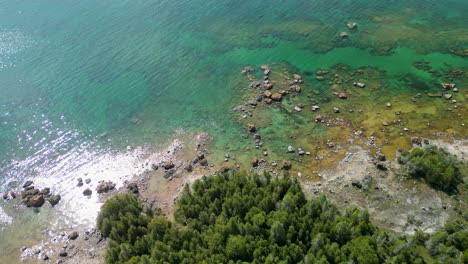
[0,0,467,261]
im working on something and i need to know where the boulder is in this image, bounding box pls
[314,115,323,122]
[316,76,325,81]
[263,69,270,75]
[281,161,292,170]
[263,90,272,98]
[127,183,139,194]
[338,92,347,99]
[22,181,34,188]
[271,93,282,101]
[287,146,295,153]
[25,194,45,207]
[441,83,455,90]
[247,124,256,132]
[264,83,273,90]
[41,188,50,196]
[219,166,230,173]
[48,195,61,206]
[444,94,452,100]
[264,98,272,104]
[340,32,349,38]
[289,85,301,92]
[294,106,301,112]
[59,250,67,257]
[333,107,340,113]
[411,137,422,146]
[241,67,253,74]
[164,169,176,179]
[353,82,366,88]
[251,158,259,167]
[293,73,301,80]
[96,181,116,194]
[184,163,193,172]
[352,181,362,189]
[311,105,320,111]
[21,188,40,199]
[250,81,261,88]
[83,188,92,196]
[199,158,208,167]
[68,231,79,240]
[247,100,257,106]
[163,160,175,170]
[376,163,387,171]
[375,152,386,161]
[346,22,357,29]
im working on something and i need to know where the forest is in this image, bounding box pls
[98,169,467,263]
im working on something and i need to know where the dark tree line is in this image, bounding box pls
[98,171,467,263]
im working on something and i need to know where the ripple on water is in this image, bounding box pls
[0,28,33,69]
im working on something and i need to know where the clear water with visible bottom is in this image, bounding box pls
[0,0,467,261]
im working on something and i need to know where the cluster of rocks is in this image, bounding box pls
[156,152,210,181]
[244,65,305,106]
[19,181,61,207]
[287,146,310,156]
[440,82,459,102]
[96,181,116,194]
[80,178,116,197]
[340,22,357,38]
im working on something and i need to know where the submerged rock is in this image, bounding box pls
[347,22,357,29]
[289,85,301,92]
[338,92,347,99]
[353,82,366,88]
[271,93,282,101]
[441,83,455,90]
[250,81,261,88]
[264,83,274,90]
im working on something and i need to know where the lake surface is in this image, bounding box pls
[0,0,467,261]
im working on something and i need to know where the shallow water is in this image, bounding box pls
[0,0,467,262]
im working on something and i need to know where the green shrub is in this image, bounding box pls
[399,146,463,193]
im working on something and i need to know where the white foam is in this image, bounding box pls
[0,205,13,225]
